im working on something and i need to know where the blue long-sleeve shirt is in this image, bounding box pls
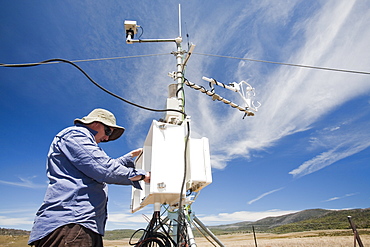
[28,124,146,244]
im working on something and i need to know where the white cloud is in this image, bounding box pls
[209,154,230,170]
[325,197,340,202]
[0,216,33,227]
[323,193,358,202]
[180,0,370,175]
[248,187,284,205]
[0,207,40,230]
[0,176,46,189]
[289,120,370,177]
[108,212,151,224]
[106,208,155,230]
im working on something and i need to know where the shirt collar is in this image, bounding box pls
[75,123,98,136]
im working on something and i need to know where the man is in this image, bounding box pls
[28,108,150,247]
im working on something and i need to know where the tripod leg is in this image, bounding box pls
[193,216,225,247]
[185,218,196,246]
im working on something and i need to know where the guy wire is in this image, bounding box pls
[193,52,370,76]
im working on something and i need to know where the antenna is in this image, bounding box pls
[178,4,182,37]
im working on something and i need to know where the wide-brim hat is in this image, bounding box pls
[74,108,125,142]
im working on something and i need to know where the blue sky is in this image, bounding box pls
[1,0,370,231]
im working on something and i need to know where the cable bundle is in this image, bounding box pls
[130,211,176,247]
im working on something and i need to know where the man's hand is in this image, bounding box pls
[130,172,151,183]
[143,172,151,183]
[129,148,143,158]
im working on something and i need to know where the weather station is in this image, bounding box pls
[124,5,260,247]
[3,3,370,246]
[0,5,260,247]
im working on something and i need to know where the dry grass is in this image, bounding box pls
[1,230,368,247]
[0,235,29,247]
[193,230,370,247]
[103,230,370,247]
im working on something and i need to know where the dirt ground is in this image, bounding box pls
[1,230,368,247]
[103,230,370,247]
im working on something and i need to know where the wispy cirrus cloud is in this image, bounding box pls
[248,187,284,205]
[323,193,358,202]
[289,118,370,177]
[185,0,370,176]
[0,176,46,189]
[289,143,369,178]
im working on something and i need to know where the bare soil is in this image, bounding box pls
[103,229,370,247]
[1,230,368,246]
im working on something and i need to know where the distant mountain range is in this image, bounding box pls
[207,208,370,235]
[0,228,30,236]
[1,208,369,239]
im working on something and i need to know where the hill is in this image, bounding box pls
[207,208,370,235]
[103,229,138,240]
[271,208,370,233]
[1,208,369,240]
[0,228,30,236]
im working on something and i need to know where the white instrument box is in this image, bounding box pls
[131,120,212,213]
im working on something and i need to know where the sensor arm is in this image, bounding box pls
[184,79,255,116]
[202,76,261,113]
[202,76,239,92]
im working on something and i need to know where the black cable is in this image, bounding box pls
[176,120,191,246]
[0,59,187,117]
[131,211,176,247]
[129,229,147,245]
[0,53,171,65]
[176,85,185,111]
[138,26,144,39]
[137,238,165,247]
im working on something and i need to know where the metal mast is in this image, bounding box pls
[125,5,225,246]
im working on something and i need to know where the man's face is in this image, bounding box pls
[93,122,113,143]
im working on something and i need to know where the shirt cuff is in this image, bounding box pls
[132,180,143,190]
